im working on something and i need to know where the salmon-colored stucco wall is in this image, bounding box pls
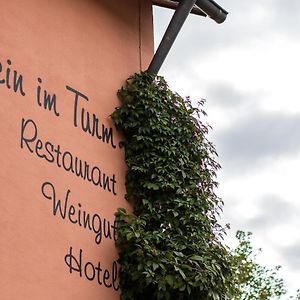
[0,1,153,299]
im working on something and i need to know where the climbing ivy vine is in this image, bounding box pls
[111,72,234,299]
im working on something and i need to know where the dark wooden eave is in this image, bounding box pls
[153,0,207,16]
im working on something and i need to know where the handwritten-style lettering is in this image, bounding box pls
[20,118,117,195]
[0,58,26,96]
[66,85,116,149]
[41,181,117,245]
[64,246,119,291]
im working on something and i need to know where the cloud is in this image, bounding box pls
[265,0,300,36]
[221,194,299,235]
[154,0,300,74]
[247,195,299,230]
[204,82,259,110]
[215,110,300,173]
[222,194,300,275]
[220,0,300,38]
[281,242,300,270]
[206,82,245,108]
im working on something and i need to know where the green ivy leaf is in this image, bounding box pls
[111,71,233,300]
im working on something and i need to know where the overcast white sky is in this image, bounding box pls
[153,0,300,296]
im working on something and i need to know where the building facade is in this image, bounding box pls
[0,0,153,299]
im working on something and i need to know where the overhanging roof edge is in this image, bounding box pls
[153,0,207,16]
